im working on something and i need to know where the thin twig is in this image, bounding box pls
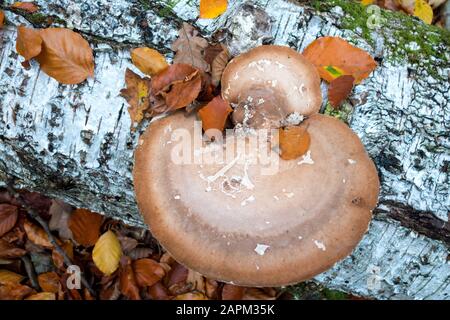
[21,255,40,291]
[5,179,97,298]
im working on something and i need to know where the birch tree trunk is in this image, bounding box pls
[0,0,449,300]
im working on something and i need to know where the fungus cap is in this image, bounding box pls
[221,45,322,128]
[133,112,380,287]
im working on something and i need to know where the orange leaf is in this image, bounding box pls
[25,292,56,300]
[68,208,103,247]
[198,96,232,138]
[200,0,228,19]
[221,284,245,300]
[0,269,24,285]
[279,126,311,160]
[16,25,42,61]
[151,63,198,94]
[119,257,141,300]
[35,28,95,84]
[0,239,26,259]
[303,36,377,84]
[0,11,5,28]
[328,75,355,109]
[11,2,39,13]
[0,282,33,300]
[133,258,165,288]
[23,220,53,248]
[165,72,202,110]
[120,68,152,126]
[0,204,18,237]
[131,47,168,76]
[38,272,61,293]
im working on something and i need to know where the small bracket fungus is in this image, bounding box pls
[221,45,323,129]
[134,112,380,287]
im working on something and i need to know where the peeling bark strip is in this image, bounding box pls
[0,0,449,299]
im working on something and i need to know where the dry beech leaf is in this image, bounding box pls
[211,47,230,86]
[147,282,171,300]
[38,272,60,293]
[151,63,198,94]
[131,47,168,76]
[120,68,152,126]
[303,36,377,84]
[26,292,56,300]
[172,23,210,72]
[133,258,165,288]
[0,269,24,284]
[24,220,53,248]
[165,72,202,110]
[92,230,122,276]
[119,257,140,300]
[68,208,103,247]
[11,2,39,13]
[0,204,18,237]
[186,269,206,294]
[243,287,277,300]
[52,240,73,269]
[175,292,208,300]
[198,96,232,138]
[205,279,219,299]
[166,262,189,288]
[0,239,26,259]
[222,284,245,300]
[36,28,95,84]
[16,25,42,61]
[200,0,228,19]
[0,11,5,28]
[279,126,311,160]
[0,282,33,300]
[204,44,225,65]
[328,75,355,109]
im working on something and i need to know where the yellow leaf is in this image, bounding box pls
[92,230,122,276]
[322,65,346,81]
[414,0,433,24]
[131,47,168,76]
[0,269,24,284]
[25,292,56,300]
[199,0,228,19]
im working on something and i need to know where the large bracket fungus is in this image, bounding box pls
[133,45,380,287]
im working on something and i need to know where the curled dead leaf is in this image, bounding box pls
[92,230,122,276]
[148,282,171,300]
[0,204,18,237]
[211,48,230,87]
[172,23,210,72]
[38,272,61,293]
[25,292,56,300]
[68,208,103,247]
[52,240,73,269]
[131,47,168,76]
[328,75,355,109]
[200,0,228,19]
[221,284,245,300]
[151,63,198,94]
[198,96,232,138]
[0,282,33,300]
[302,36,377,84]
[119,257,141,300]
[133,258,165,288]
[165,72,202,110]
[279,126,311,160]
[23,220,53,248]
[0,269,24,285]
[11,2,39,13]
[0,239,26,259]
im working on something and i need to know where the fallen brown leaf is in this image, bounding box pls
[131,47,168,76]
[52,240,73,269]
[0,282,33,300]
[23,220,53,248]
[120,68,152,127]
[221,284,245,300]
[151,63,198,94]
[328,75,355,109]
[133,258,165,288]
[38,272,61,293]
[198,96,232,138]
[172,23,210,72]
[147,281,171,300]
[11,2,39,13]
[0,204,18,237]
[211,48,230,86]
[16,25,42,61]
[175,292,208,300]
[0,11,5,28]
[165,71,202,110]
[0,239,26,259]
[68,208,103,247]
[25,292,56,300]
[119,257,141,300]
[279,126,311,160]
[0,269,24,285]
[303,36,377,84]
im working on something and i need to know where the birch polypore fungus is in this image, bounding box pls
[221,45,322,129]
[133,111,380,286]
